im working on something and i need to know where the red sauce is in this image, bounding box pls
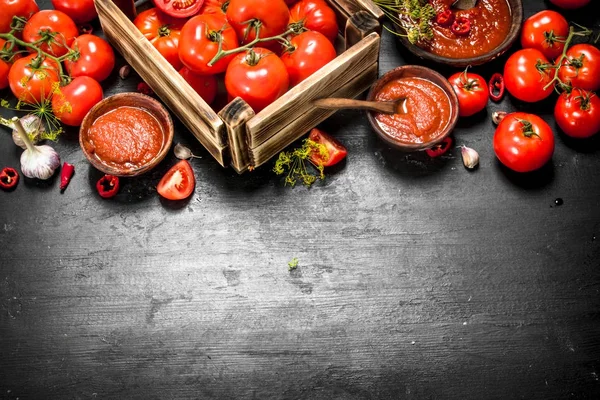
[84,106,164,171]
[416,0,512,59]
[374,77,452,145]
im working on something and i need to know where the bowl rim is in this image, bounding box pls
[79,92,174,177]
[394,0,523,67]
[366,64,460,152]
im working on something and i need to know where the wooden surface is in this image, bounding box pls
[1,1,600,399]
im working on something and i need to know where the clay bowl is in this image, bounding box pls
[394,0,523,68]
[366,65,459,152]
[79,92,174,177]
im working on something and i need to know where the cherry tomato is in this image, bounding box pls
[50,0,97,24]
[134,8,187,70]
[178,13,239,75]
[289,0,338,44]
[493,112,555,173]
[225,47,290,113]
[157,159,195,200]
[178,66,217,105]
[152,0,203,18]
[0,0,39,33]
[280,31,336,87]
[52,76,103,126]
[22,9,78,57]
[448,68,489,117]
[308,128,347,167]
[557,44,600,92]
[520,10,569,61]
[226,0,290,48]
[504,48,554,103]
[554,88,600,138]
[8,53,60,104]
[549,0,590,9]
[63,34,115,83]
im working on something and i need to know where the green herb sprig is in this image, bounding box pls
[273,138,327,188]
[372,0,436,44]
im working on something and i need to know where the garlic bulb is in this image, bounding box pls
[12,114,45,149]
[460,145,479,169]
[13,117,60,180]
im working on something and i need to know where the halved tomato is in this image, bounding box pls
[152,0,204,18]
[157,159,195,200]
[308,128,347,167]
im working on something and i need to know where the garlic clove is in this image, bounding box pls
[20,145,61,180]
[12,114,45,149]
[460,145,479,169]
[174,143,193,160]
[492,111,507,125]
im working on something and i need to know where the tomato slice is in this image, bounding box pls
[308,128,347,167]
[152,0,204,18]
[157,160,195,200]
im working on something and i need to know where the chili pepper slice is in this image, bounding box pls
[425,137,453,158]
[137,82,154,96]
[60,162,75,191]
[489,72,505,102]
[96,174,120,198]
[435,9,455,27]
[451,17,471,36]
[0,167,19,191]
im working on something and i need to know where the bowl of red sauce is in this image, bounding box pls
[366,65,459,152]
[394,0,523,67]
[79,92,174,177]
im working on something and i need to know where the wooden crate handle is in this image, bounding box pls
[345,10,381,50]
[219,98,256,174]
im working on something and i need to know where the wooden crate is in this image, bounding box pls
[94,0,383,173]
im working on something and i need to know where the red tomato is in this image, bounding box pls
[226,0,290,47]
[448,69,489,117]
[22,9,78,57]
[52,76,103,126]
[493,112,555,172]
[178,13,239,74]
[157,160,195,200]
[554,89,600,138]
[504,48,554,103]
[64,34,115,82]
[549,0,590,9]
[134,8,187,70]
[557,44,600,92]
[8,53,60,104]
[1,38,14,89]
[280,31,336,87]
[199,0,227,14]
[179,66,217,105]
[225,47,289,113]
[289,0,338,43]
[520,10,569,61]
[308,128,347,167]
[50,0,97,24]
[0,0,39,33]
[152,0,203,18]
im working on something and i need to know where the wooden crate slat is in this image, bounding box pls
[219,98,256,174]
[249,62,379,168]
[331,0,384,21]
[245,33,380,150]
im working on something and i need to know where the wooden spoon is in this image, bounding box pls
[312,97,407,115]
[452,0,478,10]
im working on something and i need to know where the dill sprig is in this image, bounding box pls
[273,138,327,187]
[372,0,436,44]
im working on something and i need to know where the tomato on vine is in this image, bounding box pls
[22,9,78,57]
[280,30,336,87]
[557,44,600,92]
[0,0,39,33]
[226,0,290,49]
[503,48,554,103]
[52,76,103,126]
[289,0,338,44]
[520,10,569,61]
[493,112,555,173]
[554,88,600,139]
[51,0,97,24]
[64,34,115,82]
[134,8,186,70]
[8,53,60,104]
[447,67,489,117]
[225,47,289,113]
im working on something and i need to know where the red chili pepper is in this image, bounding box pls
[137,82,154,96]
[425,137,453,158]
[96,174,120,198]
[0,167,19,191]
[60,162,75,191]
[435,9,455,27]
[489,72,505,102]
[451,17,471,36]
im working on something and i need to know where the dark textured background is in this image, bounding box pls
[1,1,600,399]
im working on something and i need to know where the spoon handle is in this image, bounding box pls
[313,98,396,114]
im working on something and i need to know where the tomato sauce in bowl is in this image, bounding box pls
[80,92,174,176]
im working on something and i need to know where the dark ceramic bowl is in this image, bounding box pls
[79,92,174,177]
[394,0,523,68]
[366,65,459,152]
